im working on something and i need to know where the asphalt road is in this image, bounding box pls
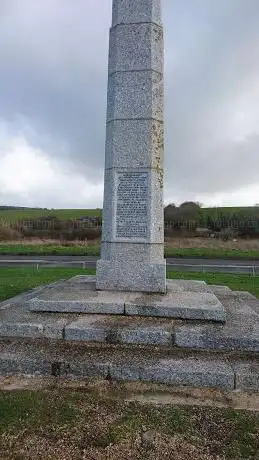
[0,255,259,274]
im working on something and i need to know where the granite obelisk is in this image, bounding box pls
[96,0,166,293]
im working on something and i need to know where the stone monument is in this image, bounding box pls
[96,0,166,293]
[1,0,258,394]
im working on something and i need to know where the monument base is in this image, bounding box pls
[27,276,226,322]
[96,259,166,293]
[1,276,259,391]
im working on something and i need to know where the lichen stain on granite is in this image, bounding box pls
[152,121,164,189]
[153,24,163,44]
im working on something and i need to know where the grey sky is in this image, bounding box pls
[1,0,259,207]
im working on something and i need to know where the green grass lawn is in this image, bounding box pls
[0,267,94,301]
[0,243,100,256]
[0,267,258,302]
[0,388,258,459]
[1,243,259,259]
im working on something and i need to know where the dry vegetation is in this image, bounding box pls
[0,378,258,460]
[165,236,259,251]
[0,238,93,246]
[2,236,259,250]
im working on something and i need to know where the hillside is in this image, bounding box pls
[0,208,102,223]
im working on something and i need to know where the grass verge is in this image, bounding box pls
[1,243,259,259]
[0,267,258,302]
[167,271,259,298]
[0,388,258,459]
[0,267,94,301]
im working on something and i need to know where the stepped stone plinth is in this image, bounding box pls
[27,276,226,322]
[0,277,259,391]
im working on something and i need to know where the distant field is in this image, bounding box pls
[200,205,259,218]
[0,208,102,223]
[1,205,259,224]
[1,242,259,259]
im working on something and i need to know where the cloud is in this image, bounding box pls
[0,122,103,208]
[0,0,259,207]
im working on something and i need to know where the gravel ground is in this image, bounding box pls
[0,377,259,460]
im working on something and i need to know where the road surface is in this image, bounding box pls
[0,255,259,274]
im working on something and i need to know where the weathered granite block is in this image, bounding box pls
[232,362,259,391]
[175,323,259,352]
[232,291,258,300]
[108,23,163,75]
[29,298,124,315]
[125,290,226,322]
[140,359,234,389]
[0,340,235,390]
[96,259,166,293]
[105,120,164,169]
[64,315,173,346]
[0,322,44,339]
[27,277,225,322]
[175,297,259,351]
[112,0,162,26]
[65,320,107,343]
[107,71,163,121]
[98,242,164,262]
[166,279,212,293]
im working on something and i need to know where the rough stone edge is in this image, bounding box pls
[28,300,125,315]
[231,361,259,392]
[64,322,173,346]
[0,351,234,390]
[125,302,226,322]
[175,324,259,353]
[0,280,64,311]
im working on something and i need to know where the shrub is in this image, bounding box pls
[0,224,22,241]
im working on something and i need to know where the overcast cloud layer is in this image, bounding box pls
[1,0,259,208]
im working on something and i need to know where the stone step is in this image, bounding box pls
[0,338,258,392]
[1,304,258,353]
[27,277,226,322]
[1,278,259,353]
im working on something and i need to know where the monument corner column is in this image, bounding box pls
[96,0,166,293]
